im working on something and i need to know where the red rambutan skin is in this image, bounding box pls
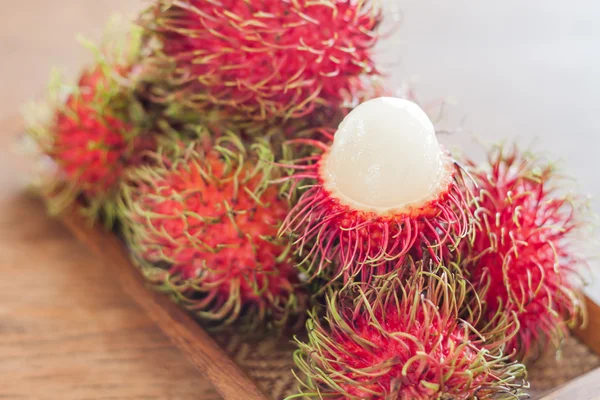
[120,141,306,327]
[143,0,381,120]
[293,262,527,399]
[279,132,472,284]
[51,71,131,196]
[461,145,585,360]
[41,65,153,209]
[24,22,149,224]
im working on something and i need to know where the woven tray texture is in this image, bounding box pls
[213,332,300,399]
[213,331,600,400]
[527,337,600,398]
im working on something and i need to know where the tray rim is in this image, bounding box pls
[59,207,269,400]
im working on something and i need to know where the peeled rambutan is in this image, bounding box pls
[292,260,528,399]
[118,135,307,328]
[141,0,382,120]
[279,97,472,283]
[461,144,587,360]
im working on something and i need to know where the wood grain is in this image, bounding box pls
[0,115,221,399]
[59,207,269,400]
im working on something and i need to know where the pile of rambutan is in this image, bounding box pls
[25,1,593,398]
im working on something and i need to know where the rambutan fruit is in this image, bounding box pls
[118,135,307,329]
[140,0,382,120]
[291,260,528,399]
[280,97,472,284]
[25,20,150,223]
[141,75,388,152]
[460,144,587,361]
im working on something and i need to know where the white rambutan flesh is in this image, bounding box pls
[282,96,471,281]
[321,97,450,215]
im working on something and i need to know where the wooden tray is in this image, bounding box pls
[56,206,600,400]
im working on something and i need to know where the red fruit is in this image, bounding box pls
[462,145,586,360]
[293,261,527,399]
[26,21,148,222]
[51,70,132,196]
[120,139,306,327]
[27,65,151,222]
[280,97,472,283]
[143,0,381,119]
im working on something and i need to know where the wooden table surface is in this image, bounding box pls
[1,2,219,397]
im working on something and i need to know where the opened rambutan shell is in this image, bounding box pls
[292,260,528,399]
[279,97,472,284]
[119,136,307,328]
[460,144,587,361]
[141,0,381,120]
